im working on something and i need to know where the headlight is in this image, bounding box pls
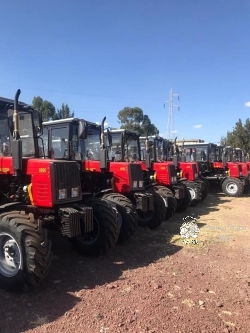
[71,187,80,197]
[240,172,243,176]
[133,181,137,188]
[59,189,67,199]
[139,181,143,188]
[171,176,177,183]
[194,173,198,179]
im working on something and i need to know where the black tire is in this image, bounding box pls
[182,181,201,207]
[71,197,118,256]
[137,192,166,230]
[175,184,191,213]
[199,180,209,201]
[101,193,138,244]
[243,177,250,194]
[149,186,177,221]
[0,210,52,292]
[221,177,244,197]
[200,176,210,190]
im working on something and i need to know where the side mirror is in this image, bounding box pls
[78,120,87,139]
[107,128,112,146]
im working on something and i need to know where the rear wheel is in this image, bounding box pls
[0,211,52,292]
[101,193,138,244]
[175,184,191,213]
[149,186,177,221]
[137,192,166,229]
[222,177,244,197]
[71,198,118,256]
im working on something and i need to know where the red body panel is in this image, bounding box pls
[245,162,250,174]
[151,162,171,184]
[136,161,174,186]
[237,162,248,177]
[0,156,54,207]
[211,161,241,177]
[178,162,197,181]
[82,160,133,193]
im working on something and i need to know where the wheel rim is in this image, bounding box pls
[188,187,196,200]
[226,182,238,195]
[0,233,22,277]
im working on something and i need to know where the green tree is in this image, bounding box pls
[223,118,250,152]
[117,107,159,136]
[54,103,74,120]
[32,96,56,121]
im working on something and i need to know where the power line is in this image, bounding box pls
[0,83,161,102]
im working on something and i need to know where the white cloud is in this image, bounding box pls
[172,130,178,133]
[245,101,250,107]
[96,121,100,125]
[193,124,202,129]
[104,122,108,127]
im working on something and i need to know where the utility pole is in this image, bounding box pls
[165,88,180,140]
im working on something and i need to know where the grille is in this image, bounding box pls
[128,163,144,191]
[129,164,143,181]
[50,161,82,205]
[168,164,177,178]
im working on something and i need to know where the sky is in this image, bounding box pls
[0,0,250,143]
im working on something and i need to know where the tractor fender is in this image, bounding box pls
[144,183,159,190]
[0,201,22,212]
[220,177,228,186]
[178,178,188,182]
[93,188,114,197]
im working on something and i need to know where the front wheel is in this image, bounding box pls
[0,211,52,292]
[137,192,166,229]
[101,193,138,244]
[182,181,201,207]
[71,197,118,256]
[221,177,244,197]
[149,186,177,221]
[175,184,191,213]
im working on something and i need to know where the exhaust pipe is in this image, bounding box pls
[12,89,23,175]
[101,116,106,149]
[100,116,107,169]
[145,130,151,169]
[13,89,21,140]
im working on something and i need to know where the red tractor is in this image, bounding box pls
[107,130,191,220]
[180,142,247,197]
[42,117,166,239]
[166,138,209,206]
[138,135,193,213]
[0,90,118,291]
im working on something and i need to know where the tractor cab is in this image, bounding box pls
[107,129,140,163]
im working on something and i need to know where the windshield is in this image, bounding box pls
[124,134,139,162]
[139,138,153,161]
[155,138,164,161]
[109,134,122,161]
[83,127,100,161]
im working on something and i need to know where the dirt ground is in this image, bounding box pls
[0,188,250,333]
